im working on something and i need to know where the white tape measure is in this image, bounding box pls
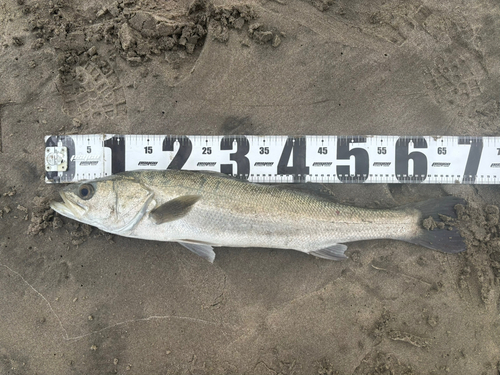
[44,134,499,184]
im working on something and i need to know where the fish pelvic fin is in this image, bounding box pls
[178,241,216,263]
[403,196,466,254]
[310,244,348,261]
[149,195,201,224]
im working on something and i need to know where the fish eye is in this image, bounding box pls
[78,184,95,200]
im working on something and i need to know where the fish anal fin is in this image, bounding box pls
[178,241,216,263]
[149,195,201,224]
[310,244,348,261]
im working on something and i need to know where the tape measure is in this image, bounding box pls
[44,134,499,184]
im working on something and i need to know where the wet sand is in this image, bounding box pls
[1,0,500,373]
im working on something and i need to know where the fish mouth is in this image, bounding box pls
[50,191,86,219]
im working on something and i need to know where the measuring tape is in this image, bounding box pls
[44,134,499,184]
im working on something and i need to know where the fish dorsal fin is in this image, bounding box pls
[178,241,216,263]
[149,195,201,224]
[310,244,348,260]
[190,170,238,179]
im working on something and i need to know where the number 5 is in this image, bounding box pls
[336,137,369,182]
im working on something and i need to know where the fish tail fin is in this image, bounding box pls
[403,196,466,254]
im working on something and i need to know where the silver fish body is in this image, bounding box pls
[51,170,465,262]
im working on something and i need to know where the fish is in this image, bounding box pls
[50,170,466,263]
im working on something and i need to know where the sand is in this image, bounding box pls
[1,0,500,373]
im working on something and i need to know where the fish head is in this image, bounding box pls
[50,175,154,233]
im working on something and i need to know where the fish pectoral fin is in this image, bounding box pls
[149,195,201,224]
[178,241,216,263]
[310,244,348,261]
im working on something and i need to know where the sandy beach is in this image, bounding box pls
[1,0,500,373]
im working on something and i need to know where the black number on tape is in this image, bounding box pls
[220,136,250,176]
[278,137,309,182]
[104,136,126,174]
[459,137,483,183]
[395,137,427,182]
[336,136,369,183]
[162,136,192,170]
